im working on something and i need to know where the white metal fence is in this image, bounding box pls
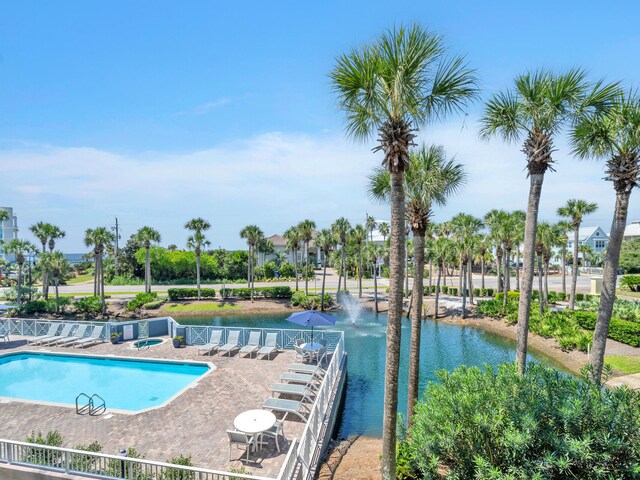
[2,318,108,340]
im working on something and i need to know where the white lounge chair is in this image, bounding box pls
[28,323,60,345]
[72,325,104,348]
[289,363,323,376]
[258,332,278,360]
[40,323,74,345]
[270,382,315,401]
[227,430,255,462]
[262,397,311,421]
[239,331,261,358]
[280,371,318,385]
[56,324,89,346]
[219,330,241,357]
[198,330,223,356]
[0,324,9,343]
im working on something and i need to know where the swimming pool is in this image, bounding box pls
[0,352,211,412]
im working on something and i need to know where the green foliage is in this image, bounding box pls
[448,287,458,296]
[126,292,158,311]
[621,275,640,292]
[528,310,593,352]
[163,454,194,480]
[578,296,640,323]
[144,300,165,310]
[571,310,640,347]
[17,298,73,315]
[441,286,449,294]
[576,292,585,301]
[219,286,292,299]
[291,291,333,309]
[620,240,640,274]
[26,430,63,447]
[167,288,216,301]
[24,430,64,466]
[556,291,567,301]
[108,275,144,286]
[495,291,520,301]
[73,296,102,317]
[477,298,518,319]
[399,363,640,479]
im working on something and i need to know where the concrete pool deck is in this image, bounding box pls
[0,336,306,477]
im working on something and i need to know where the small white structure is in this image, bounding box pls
[624,221,640,241]
[0,207,19,261]
[567,226,609,253]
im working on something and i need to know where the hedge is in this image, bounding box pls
[167,288,216,301]
[219,286,292,299]
[569,310,640,347]
[495,291,520,301]
[621,275,640,292]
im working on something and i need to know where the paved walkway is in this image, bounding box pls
[0,337,306,477]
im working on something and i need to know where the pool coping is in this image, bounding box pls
[0,349,216,416]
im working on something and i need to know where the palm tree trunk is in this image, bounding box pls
[468,258,474,304]
[516,173,544,375]
[496,252,502,293]
[17,265,23,307]
[434,263,442,319]
[373,259,378,314]
[428,259,433,294]
[592,190,630,383]
[100,254,106,315]
[294,247,299,291]
[544,258,550,302]
[407,232,425,425]
[94,254,98,297]
[458,256,463,294]
[196,253,201,301]
[358,249,363,298]
[570,227,580,310]
[250,245,255,303]
[305,242,309,295]
[321,257,328,311]
[538,253,544,316]
[461,261,468,318]
[481,256,485,290]
[247,245,252,288]
[515,246,520,291]
[54,275,59,314]
[561,247,567,294]
[503,251,510,309]
[405,247,409,297]
[145,247,151,294]
[381,171,405,480]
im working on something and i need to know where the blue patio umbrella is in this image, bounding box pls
[285,310,336,343]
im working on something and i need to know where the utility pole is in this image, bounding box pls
[113,217,120,275]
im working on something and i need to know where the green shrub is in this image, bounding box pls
[291,290,306,306]
[477,298,518,318]
[167,288,216,301]
[20,300,48,314]
[449,287,458,296]
[531,290,539,301]
[556,291,567,301]
[441,286,449,294]
[74,296,102,317]
[292,292,332,309]
[126,292,158,311]
[571,310,640,347]
[495,291,520,301]
[473,288,481,297]
[219,286,292,299]
[25,430,64,466]
[486,288,495,297]
[399,363,640,479]
[621,274,640,292]
[144,300,165,310]
[576,292,585,301]
[163,454,194,480]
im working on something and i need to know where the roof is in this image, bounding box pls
[577,226,608,242]
[267,234,287,247]
[624,221,640,238]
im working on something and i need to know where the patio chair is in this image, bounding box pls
[289,363,324,376]
[0,323,9,343]
[259,418,285,453]
[257,332,278,360]
[219,330,241,357]
[270,382,316,402]
[54,324,89,346]
[71,325,105,348]
[294,338,311,363]
[227,430,255,462]
[262,397,311,422]
[40,323,74,345]
[198,330,223,356]
[280,370,322,386]
[28,323,60,345]
[239,331,261,359]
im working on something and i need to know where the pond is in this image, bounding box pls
[176,310,564,437]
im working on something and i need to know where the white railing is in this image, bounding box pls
[2,318,108,340]
[0,439,273,479]
[275,440,299,480]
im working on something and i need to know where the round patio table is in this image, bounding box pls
[234,409,276,435]
[301,342,323,364]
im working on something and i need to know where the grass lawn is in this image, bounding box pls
[58,291,167,297]
[163,302,239,312]
[66,273,93,285]
[606,355,640,375]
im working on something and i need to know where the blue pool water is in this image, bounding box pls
[177,311,565,437]
[0,352,210,411]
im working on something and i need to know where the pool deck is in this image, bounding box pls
[0,336,307,478]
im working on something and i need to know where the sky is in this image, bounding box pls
[1,0,639,252]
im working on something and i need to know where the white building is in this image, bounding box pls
[258,233,323,266]
[0,207,19,260]
[567,226,609,253]
[624,221,640,241]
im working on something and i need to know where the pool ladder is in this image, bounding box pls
[75,393,106,416]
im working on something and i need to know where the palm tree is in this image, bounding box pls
[484,209,504,292]
[476,234,491,290]
[571,92,640,383]
[536,222,562,311]
[84,227,115,314]
[240,225,263,302]
[451,214,483,317]
[369,144,466,423]
[331,25,478,474]
[579,244,594,267]
[284,227,302,291]
[297,220,316,295]
[365,214,377,243]
[431,236,451,320]
[45,251,69,313]
[557,199,598,309]
[379,222,389,243]
[315,229,336,311]
[555,221,572,294]
[30,222,53,297]
[350,225,367,298]
[365,242,384,313]
[5,239,37,306]
[47,226,65,253]
[512,210,526,291]
[480,69,618,374]
[331,218,351,295]
[135,226,162,294]
[185,218,211,300]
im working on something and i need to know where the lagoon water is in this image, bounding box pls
[177,311,562,437]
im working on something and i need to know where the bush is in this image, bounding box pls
[441,286,449,294]
[621,274,640,292]
[398,363,640,479]
[571,310,640,347]
[473,288,481,297]
[126,292,158,311]
[576,292,585,301]
[556,291,567,301]
[477,298,518,319]
[20,300,48,314]
[74,296,102,317]
[167,288,216,301]
[291,290,306,306]
[219,286,292,299]
[495,291,520,302]
[449,287,458,296]
[144,300,165,310]
[291,292,332,309]
[486,288,495,297]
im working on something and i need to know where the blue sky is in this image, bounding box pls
[2,1,639,251]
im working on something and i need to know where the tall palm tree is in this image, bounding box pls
[315,229,336,311]
[476,234,491,290]
[365,242,384,313]
[557,199,598,309]
[484,209,504,292]
[512,210,526,291]
[579,244,594,267]
[431,236,452,320]
[240,225,263,302]
[331,218,351,295]
[451,213,483,317]
[297,220,316,295]
[555,220,572,294]
[47,226,65,253]
[185,218,211,300]
[45,251,69,313]
[332,25,477,474]
[365,214,377,243]
[369,144,466,423]
[480,69,618,374]
[30,222,53,298]
[84,227,115,314]
[378,222,389,243]
[135,226,162,294]
[571,91,640,383]
[5,239,37,306]
[350,225,367,298]
[284,226,302,291]
[536,222,562,311]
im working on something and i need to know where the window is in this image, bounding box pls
[595,240,606,249]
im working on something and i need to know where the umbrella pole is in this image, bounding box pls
[311,326,314,345]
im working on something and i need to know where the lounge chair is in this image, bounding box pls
[289,363,323,376]
[28,323,60,345]
[72,325,104,348]
[0,324,9,343]
[227,430,255,462]
[258,332,278,360]
[270,382,315,401]
[280,371,318,385]
[219,330,241,357]
[39,323,74,345]
[55,324,89,346]
[198,330,223,356]
[262,397,311,421]
[239,331,261,358]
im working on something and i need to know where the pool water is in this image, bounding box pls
[178,311,565,437]
[0,352,209,411]
[133,338,164,348]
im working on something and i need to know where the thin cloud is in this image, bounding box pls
[175,97,233,116]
